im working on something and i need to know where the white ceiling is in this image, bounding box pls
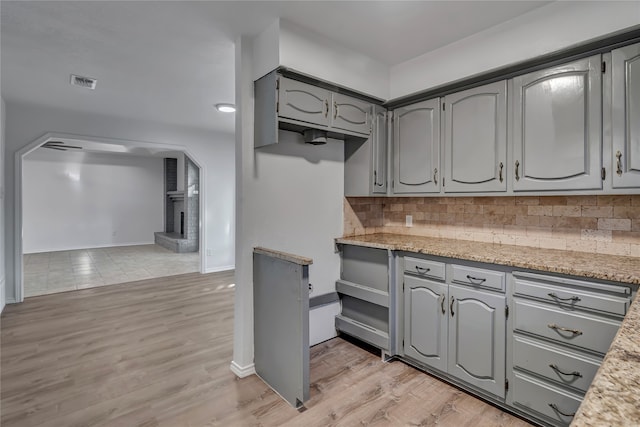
[1,1,551,136]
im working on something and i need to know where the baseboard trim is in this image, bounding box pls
[24,241,157,254]
[205,265,235,274]
[230,360,255,378]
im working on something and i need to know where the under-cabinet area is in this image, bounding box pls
[334,236,639,427]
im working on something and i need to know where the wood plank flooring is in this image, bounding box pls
[1,271,533,426]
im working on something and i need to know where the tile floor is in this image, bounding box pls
[23,245,200,297]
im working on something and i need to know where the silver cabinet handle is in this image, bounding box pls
[548,293,581,303]
[499,162,504,183]
[440,294,446,315]
[324,99,329,117]
[415,266,431,274]
[548,403,576,418]
[548,323,583,336]
[466,275,486,284]
[433,168,438,185]
[549,364,582,378]
[450,296,455,317]
[616,150,623,176]
[334,101,338,120]
[515,160,520,181]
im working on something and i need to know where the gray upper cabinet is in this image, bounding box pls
[372,105,388,194]
[393,98,441,194]
[611,42,640,188]
[344,105,388,197]
[278,77,331,128]
[444,81,507,193]
[512,55,603,191]
[448,284,506,399]
[404,275,448,372]
[331,93,372,135]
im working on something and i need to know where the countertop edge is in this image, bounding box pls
[254,247,313,266]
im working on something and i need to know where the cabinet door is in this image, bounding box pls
[393,98,441,194]
[372,105,388,194]
[404,275,448,372]
[512,55,602,191]
[448,284,506,398]
[331,93,372,135]
[611,43,640,188]
[278,77,330,127]
[444,81,507,193]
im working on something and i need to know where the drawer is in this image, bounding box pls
[514,299,621,354]
[513,273,631,316]
[404,257,446,281]
[512,371,582,426]
[513,335,601,393]
[451,264,505,292]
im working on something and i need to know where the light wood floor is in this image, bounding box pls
[1,271,533,427]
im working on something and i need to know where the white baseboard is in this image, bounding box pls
[230,360,255,378]
[205,265,235,274]
[24,241,157,254]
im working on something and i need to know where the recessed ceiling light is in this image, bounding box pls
[215,103,236,113]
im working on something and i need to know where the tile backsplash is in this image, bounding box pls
[344,195,640,257]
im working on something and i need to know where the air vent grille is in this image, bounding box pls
[70,74,97,90]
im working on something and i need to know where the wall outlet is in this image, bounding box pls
[206,249,212,256]
[112,231,117,237]
[406,215,413,227]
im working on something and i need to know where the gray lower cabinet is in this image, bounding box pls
[509,271,633,426]
[404,274,448,372]
[448,283,506,399]
[402,257,507,399]
[335,244,394,352]
[393,98,441,194]
[611,42,640,188]
[443,80,507,193]
[512,55,603,192]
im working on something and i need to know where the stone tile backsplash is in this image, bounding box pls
[344,195,640,257]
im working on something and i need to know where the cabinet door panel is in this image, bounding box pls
[612,42,640,188]
[512,55,602,191]
[445,81,507,192]
[448,284,506,398]
[332,93,371,135]
[372,106,388,194]
[404,276,447,372]
[278,77,330,127]
[393,99,441,193]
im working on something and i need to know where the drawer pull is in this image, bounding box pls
[549,364,583,378]
[548,323,583,336]
[548,292,581,303]
[440,294,446,315]
[548,403,576,418]
[415,266,431,274]
[450,296,455,317]
[466,275,487,284]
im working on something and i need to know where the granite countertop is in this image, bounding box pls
[336,233,640,426]
[253,246,313,266]
[571,296,640,426]
[336,233,640,285]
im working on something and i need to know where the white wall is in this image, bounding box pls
[1,97,6,313]
[22,149,164,253]
[253,19,390,100]
[233,35,344,376]
[390,1,640,98]
[4,101,235,303]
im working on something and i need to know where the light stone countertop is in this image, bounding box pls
[336,233,640,285]
[336,233,640,426]
[253,247,313,266]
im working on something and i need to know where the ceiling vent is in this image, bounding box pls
[70,74,97,90]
